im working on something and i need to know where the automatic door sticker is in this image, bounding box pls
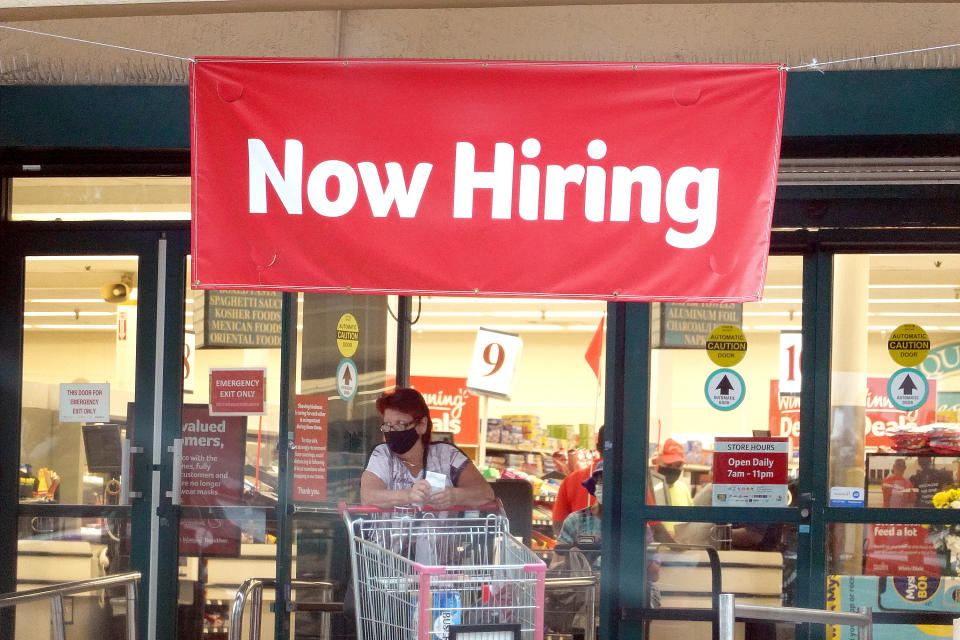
[888,323,930,367]
[706,325,747,367]
[337,313,359,357]
[887,367,929,411]
[337,358,358,402]
[705,368,745,411]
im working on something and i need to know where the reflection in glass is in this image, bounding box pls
[646,523,796,639]
[827,522,958,639]
[21,256,139,506]
[16,517,133,640]
[646,256,803,509]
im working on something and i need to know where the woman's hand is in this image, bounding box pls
[427,487,459,509]
[407,480,432,505]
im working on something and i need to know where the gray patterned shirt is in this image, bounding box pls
[365,442,469,491]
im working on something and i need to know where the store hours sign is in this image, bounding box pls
[712,437,789,507]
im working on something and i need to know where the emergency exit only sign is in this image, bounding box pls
[712,437,789,507]
[209,368,266,416]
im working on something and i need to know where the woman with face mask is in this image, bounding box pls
[359,387,494,509]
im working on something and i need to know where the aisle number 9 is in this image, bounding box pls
[466,328,523,400]
[482,342,506,376]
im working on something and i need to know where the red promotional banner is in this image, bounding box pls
[292,395,328,502]
[865,523,940,576]
[410,375,480,445]
[769,377,938,448]
[192,59,785,301]
[179,404,246,557]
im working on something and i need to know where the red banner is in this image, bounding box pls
[192,59,785,301]
[769,377,938,449]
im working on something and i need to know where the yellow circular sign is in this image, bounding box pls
[336,313,359,357]
[888,323,930,366]
[705,324,747,367]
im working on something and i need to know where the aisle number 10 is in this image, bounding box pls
[779,331,802,395]
[466,328,523,400]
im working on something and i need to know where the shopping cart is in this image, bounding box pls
[341,502,546,640]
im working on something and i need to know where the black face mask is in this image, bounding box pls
[386,427,420,455]
[661,467,683,486]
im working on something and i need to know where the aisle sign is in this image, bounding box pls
[292,394,328,502]
[179,403,245,556]
[59,383,110,423]
[887,368,929,411]
[209,368,266,415]
[466,328,522,400]
[706,325,747,367]
[191,59,786,302]
[888,323,931,367]
[778,330,802,396]
[712,437,789,507]
[704,368,745,411]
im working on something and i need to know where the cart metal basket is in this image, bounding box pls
[341,502,546,640]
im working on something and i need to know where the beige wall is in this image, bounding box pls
[3,3,960,85]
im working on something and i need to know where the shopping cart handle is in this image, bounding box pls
[338,500,503,515]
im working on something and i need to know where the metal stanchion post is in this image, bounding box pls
[718,593,735,640]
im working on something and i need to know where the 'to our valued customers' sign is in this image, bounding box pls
[191,59,785,301]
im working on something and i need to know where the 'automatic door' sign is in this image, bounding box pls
[191,59,785,301]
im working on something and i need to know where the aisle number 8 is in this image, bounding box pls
[482,342,506,376]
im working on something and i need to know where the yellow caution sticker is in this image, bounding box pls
[705,324,747,367]
[887,323,930,367]
[336,313,360,357]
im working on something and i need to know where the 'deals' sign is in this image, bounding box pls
[191,59,785,301]
[193,290,282,349]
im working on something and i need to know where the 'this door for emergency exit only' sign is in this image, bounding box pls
[712,437,789,507]
[59,383,111,423]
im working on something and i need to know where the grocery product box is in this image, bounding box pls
[827,574,958,639]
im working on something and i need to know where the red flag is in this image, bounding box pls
[585,317,605,381]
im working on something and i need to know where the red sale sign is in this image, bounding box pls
[770,378,937,448]
[411,376,480,445]
[191,59,785,301]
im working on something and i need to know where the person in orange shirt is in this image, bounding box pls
[552,425,603,530]
[882,458,916,507]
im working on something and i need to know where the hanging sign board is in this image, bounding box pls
[467,328,522,400]
[59,383,110,423]
[191,59,785,301]
[712,436,789,507]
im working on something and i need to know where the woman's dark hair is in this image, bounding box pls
[376,387,433,451]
